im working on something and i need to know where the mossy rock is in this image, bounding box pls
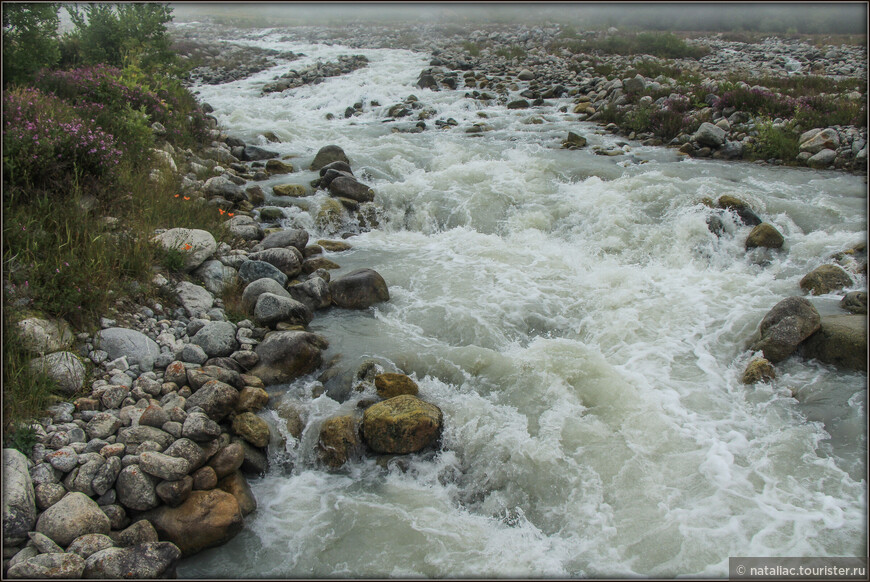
[272,184,308,197]
[745,223,784,250]
[799,315,867,372]
[799,264,853,296]
[231,412,271,448]
[361,395,442,454]
[315,198,345,233]
[741,357,776,384]
[265,159,294,174]
[317,415,360,468]
[316,239,353,252]
[374,373,419,399]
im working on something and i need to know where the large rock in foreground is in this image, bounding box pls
[249,331,328,385]
[750,296,820,363]
[28,351,85,395]
[82,542,181,578]
[800,315,867,371]
[317,415,360,469]
[140,489,244,558]
[329,268,389,309]
[362,395,443,454]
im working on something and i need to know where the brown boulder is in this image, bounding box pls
[249,331,327,386]
[362,395,442,454]
[374,373,419,398]
[799,264,854,296]
[750,296,821,363]
[140,489,244,557]
[745,223,784,249]
[329,268,389,309]
[217,471,257,516]
[800,315,867,371]
[317,415,361,468]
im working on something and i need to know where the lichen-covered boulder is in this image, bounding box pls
[82,542,181,579]
[3,448,36,545]
[28,351,85,395]
[16,317,73,355]
[329,268,389,309]
[141,489,244,557]
[750,296,820,363]
[259,228,309,254]
[361,395,443,454]
[34,492,110,547]
[6,552,86,579]
[374,373,419,399]
[231,412,271,448]
[310,145,350,171]
[186,379,239,421]
[152,228,217,272]
[740,357,776,384]
[799,264,854,296]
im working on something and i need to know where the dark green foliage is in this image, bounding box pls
[2,3,61,86]
[748,120,800,162]
[63,3,175,71]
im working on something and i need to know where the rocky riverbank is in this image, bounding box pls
[3,120,444,577]
[170,19,867,173]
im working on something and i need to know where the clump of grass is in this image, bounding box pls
[747,118,800,162]
[462,41,482,57]
[494,45,526,60]
[220,277,248,324]
[567,31,710,60]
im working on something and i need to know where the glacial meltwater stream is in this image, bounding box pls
[177,31,867,578]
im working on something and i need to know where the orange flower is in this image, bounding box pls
[228,212,234,217]
[218,208,226,215]
[174,194,179,198]
[183,244,192,250]
[183,196,190,201]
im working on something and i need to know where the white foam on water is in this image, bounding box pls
[177,34,867,578]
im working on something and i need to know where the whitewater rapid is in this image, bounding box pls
[177,31,867,578]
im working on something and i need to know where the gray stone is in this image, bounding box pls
[86,412,122,440]
[841,291,867,314]
[3,448,36,545]
[254,292,313,327]
[750,296,821,363]
[239,260,288,286]
[288,276,333,311]
[182,412,222,442]
[194,260,240,296]
[799,128,840,155]
[623,74,645,94]
[250,331,328,385]
[35,492,111,546]
[152,228,217,272]
[83,542,181,579]
[181,343,209,365]
[186,380,239,421]
[46,447,79,473]
[800,315,867,372]
[95,328,160,372]
[28,352,85,395]
[28,531,63,554]
[164,439,207,472]
[800,264,854,295]
[16,318,73,355]
[6,552,85,578]
[116,426,175,451]
[34,482,66,510]
[259,229,309,254]
[111,520,159,547]
[155,476,194,507]
[327,176,375,203]
[242,278,293,314]
[139,451,191,481]
[91,456,122,497]
[100,385,130,410]
[329,268,390,309]
[223,214,264,241]
[176,281,215,319]
[693,122,727,148]
[311,145,350,171]
[248,247,303,278]
[203,175,244,201]
[806,148,837,169]
[242,144,279,161]
[66,533,115,559]
[192,321,238,358]
[116,465,160,511]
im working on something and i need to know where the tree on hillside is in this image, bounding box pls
[64,3,175,71]
[2,3,61,86]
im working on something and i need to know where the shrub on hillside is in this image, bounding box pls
[2,87,123,190]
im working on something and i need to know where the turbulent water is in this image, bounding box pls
[177,30,867,578]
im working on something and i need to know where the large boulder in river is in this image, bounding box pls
[329,268,389,309]
[241,145,279,161]
[750,296,821,363]
[152,228,217,272]
[327,176,375,203]
[361,395,443,454]
[745,223,784,250]
[3,448,36,545]
[317,415,360,468]
[799,264,853,296]
[249,331,328,385]
[310,145,350,171]
[95,328,160,372]
[140,489,244,557]
[799,315,866,371]
[254,292,313,328]
[248,247,303,278]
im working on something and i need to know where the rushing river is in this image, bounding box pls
[176,29,867,578]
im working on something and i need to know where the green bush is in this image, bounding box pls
[748,119,800,162]
[2,3,61,86]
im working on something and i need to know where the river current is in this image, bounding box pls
[176,29,867,578]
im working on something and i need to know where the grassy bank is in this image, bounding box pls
[2,3,223,442]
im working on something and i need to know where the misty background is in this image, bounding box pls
[168,3,867,35]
